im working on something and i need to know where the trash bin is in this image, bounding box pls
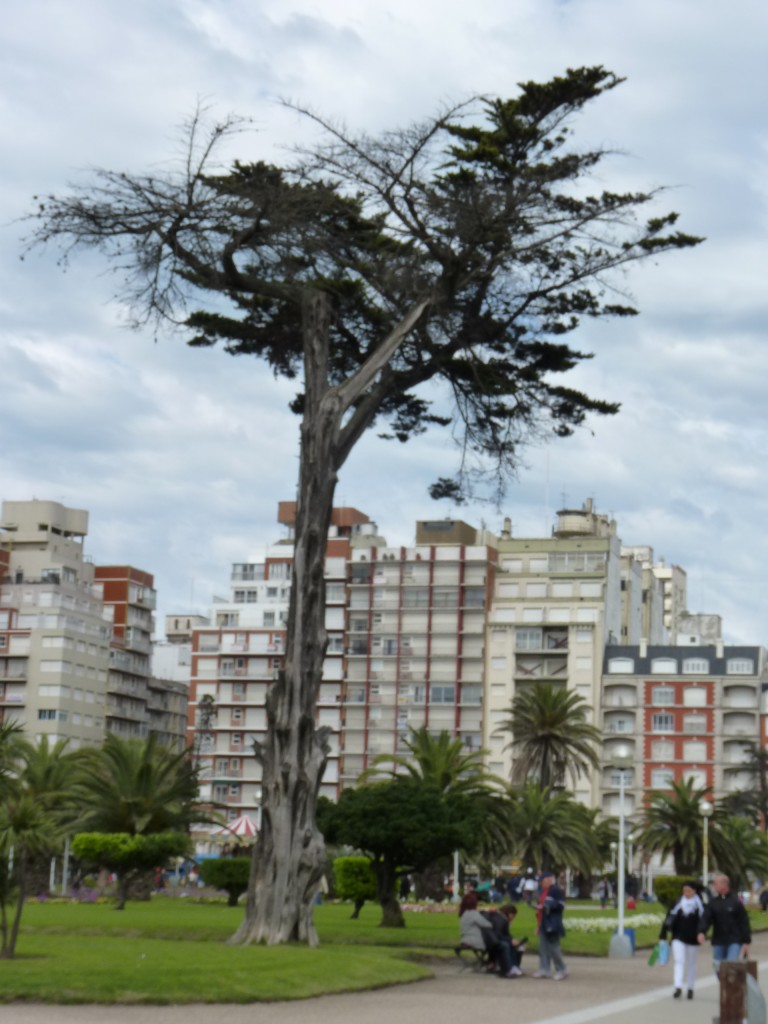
[613,927,636,952]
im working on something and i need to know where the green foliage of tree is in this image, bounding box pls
[637,778,736,877]
[653,875,693,910]
[724,742,768,831]
[28,67,702,944]
[496,683,602,788]
[0,728,81,958]
[361,727,510,870]
[72,832,190,910]
[0,794,58,958]
[361,727,502,796]
[503,782,598,874]
[77,734,203,836]
[332,856,376,918]
[321,778,484,927]
[199,857,250,907]
[717,817,768,891]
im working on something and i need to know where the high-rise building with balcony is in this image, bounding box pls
[600,642,768,817]
[93,565,156,740]
[483,500,622,803]
[342,518,497,784]
[0,500,112,746]
[0,498,183,749]
[188,504,383,823]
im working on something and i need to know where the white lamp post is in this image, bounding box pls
[609,744,634,959]
[700,799,713,893]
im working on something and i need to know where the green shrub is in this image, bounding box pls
[653,875,692,909]
[333,856,376,918]
[199,857,250,906]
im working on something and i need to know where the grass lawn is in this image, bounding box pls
[5,895,763,1004]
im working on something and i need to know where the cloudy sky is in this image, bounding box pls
[2,0,767,642]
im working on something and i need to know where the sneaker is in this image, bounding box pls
[553,971,569,981]
[507,967,523,977]
[532,971,551,979]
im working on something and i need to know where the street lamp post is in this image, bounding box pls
[609,744,634,959]
[700,799,714,893]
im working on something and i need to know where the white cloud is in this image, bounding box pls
[2,0,768,644]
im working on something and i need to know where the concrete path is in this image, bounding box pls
[2,932,767,1024]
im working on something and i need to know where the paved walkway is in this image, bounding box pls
[2,932,767,1024]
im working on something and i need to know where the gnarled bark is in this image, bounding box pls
[231,291,339,945]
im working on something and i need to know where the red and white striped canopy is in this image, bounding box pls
[212,814,258,840]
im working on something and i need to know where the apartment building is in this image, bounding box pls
[0,500,112,745]
[341,518,497,785]
[188,504,383,822]
[483,501,625,803]
[601,642,768,817]
[93,565,156,740]
[181,495,768,826]
[0,498,185,750]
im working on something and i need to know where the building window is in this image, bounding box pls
[430,685,455,704]
[516,628,542,651]
[683,714,707,734]
[652,713,674,733]
[683,687,707,708]
[651,658,678,674]
[651,739,674,759]
[683,658,709,674]
[607,718,633,733]
[608,769,634,787]
[460,685,482,704]
[727,659,754,675]
[650,768,675,788]
[652,686,675,706]
[607,657,634,674]
[37,709,56,720]
[683,740,707,761]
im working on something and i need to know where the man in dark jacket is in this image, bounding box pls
[697,873,751,973]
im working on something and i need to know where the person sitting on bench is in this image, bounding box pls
[458,892,516,977]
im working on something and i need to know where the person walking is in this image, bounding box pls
[697,873,751,975]
[660,881,704,1000]
[533,871,568,980]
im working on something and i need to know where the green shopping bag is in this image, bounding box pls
[647,943,660,966]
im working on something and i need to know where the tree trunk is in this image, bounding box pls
[115,874,130,911]
[4,853,26,959]
[231,291,340,946]
[375,861,405,928]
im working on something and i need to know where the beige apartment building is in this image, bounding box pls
[0,498,186,750]
[0,501,112,745]
[483,501,627,802]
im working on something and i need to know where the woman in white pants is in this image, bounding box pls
[660,882,705,1000]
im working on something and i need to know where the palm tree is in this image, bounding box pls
[496,683,602,789]
[0,794,57,958]
[77,733,202,835]
[718,816,768,889]
[361,727,503,796]
[360,728,510,895]
[0,722,24,800]
[503,782,597,874]
[17,736,87,826]
[725,741,768,831]
[637,777,737,876]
